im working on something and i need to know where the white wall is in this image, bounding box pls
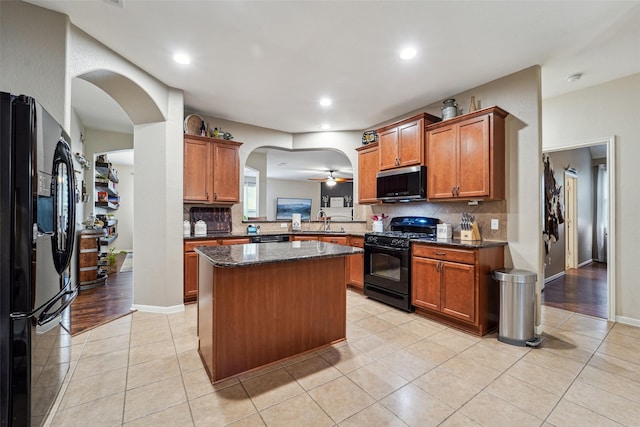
[0,1,68,123]
[266,178,321,221]
[543,72,640,324]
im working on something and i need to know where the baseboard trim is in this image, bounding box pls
[544,271,566,284]
[616,315,640,328]
[578,258,594,268]
[131,303,184,314]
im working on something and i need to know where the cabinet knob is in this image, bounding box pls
[451,186,456,196]
[214,192,217,200]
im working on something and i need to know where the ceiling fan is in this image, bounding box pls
[308,170,353,186]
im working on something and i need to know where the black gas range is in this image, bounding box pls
[363,216,439,311]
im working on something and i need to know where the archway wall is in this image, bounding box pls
[1,1,186,310]
[68,25,168,128]
[68,25,185,310]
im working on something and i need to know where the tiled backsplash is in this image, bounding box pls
[229,201,507,241]
[368,200,507,241]
[187,206,232,233]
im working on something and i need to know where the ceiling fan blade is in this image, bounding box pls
[334,178,352,182]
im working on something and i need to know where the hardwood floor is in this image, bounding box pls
[542,261,607,318]
[65,252,135,336]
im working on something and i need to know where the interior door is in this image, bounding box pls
[565,172,578,269]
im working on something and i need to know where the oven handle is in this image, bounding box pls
[364,244,408,252]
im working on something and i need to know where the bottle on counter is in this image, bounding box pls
[200,121,206,137]
[213,127,219,138]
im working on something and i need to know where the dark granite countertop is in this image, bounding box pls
[195,240,364,267]
[411,238,508,249]
[184,230,366,240]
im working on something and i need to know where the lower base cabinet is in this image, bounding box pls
[411,243,504,336]
[183,237,250,303]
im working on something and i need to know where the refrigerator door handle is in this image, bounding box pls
[36,286,77,326]
[9,281,77,321]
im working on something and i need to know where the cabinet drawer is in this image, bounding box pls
[349,237,364,248]
[412,244,475,264]
[320,236,349,245]
[220,238,250,245]
[184,239,221,252]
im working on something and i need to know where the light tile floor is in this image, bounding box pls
[46,290,640,426]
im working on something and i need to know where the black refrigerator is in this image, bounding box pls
[1,92,78,426]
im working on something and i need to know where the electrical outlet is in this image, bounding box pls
[491,219,499,230]
[280,223,288,228]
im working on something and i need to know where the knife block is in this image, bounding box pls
[460,222,481,241]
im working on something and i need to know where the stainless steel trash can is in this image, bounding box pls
[493,268,538,347]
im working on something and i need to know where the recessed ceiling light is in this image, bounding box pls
[173,53,191,65]
[321,124,331,130]
[319,98,332,107]
[567,73,583,83]
[399,47,417,60]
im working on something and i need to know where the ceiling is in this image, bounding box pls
[28,0,639,176]
[251,148,352,181]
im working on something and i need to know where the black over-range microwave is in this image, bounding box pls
[376,165,426,202]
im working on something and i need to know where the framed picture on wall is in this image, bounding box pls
[275,197,312,220]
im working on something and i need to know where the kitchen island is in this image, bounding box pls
[195,240,363,383]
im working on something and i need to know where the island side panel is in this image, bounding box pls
[211,257,347,382]
[197,255,215,381]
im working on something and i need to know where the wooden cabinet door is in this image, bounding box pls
[184,138,211,202]
[357,144,379,204]
[457,115,490,198]
[441,261,475,323]
[184,251,199,302]
[397,119,423,167]
[427,124,458,199]
[378,127,399,170]
[211,142,240,203]
[411,256,441,311]
[347,237,364,288]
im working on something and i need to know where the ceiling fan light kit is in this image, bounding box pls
[308,170,353,184]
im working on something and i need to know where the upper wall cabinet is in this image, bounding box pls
[426,106,508,201]
[184,135,242,204]
[376,112,440,171]
[356,142,379,204]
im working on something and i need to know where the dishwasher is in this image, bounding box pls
[249,234,290,243]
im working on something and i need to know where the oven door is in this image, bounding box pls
[364,244,410,294]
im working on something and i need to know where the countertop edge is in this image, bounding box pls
[195,243,363,268]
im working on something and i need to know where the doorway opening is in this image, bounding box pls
[542,137,615,320]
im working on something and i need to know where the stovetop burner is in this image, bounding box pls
[365,216,439,248]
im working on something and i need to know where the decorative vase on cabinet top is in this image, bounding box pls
[441,98,459,120]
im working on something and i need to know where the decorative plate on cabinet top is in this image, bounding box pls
[184,113,204,135]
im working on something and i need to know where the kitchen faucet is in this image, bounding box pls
[315,209,330,231]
